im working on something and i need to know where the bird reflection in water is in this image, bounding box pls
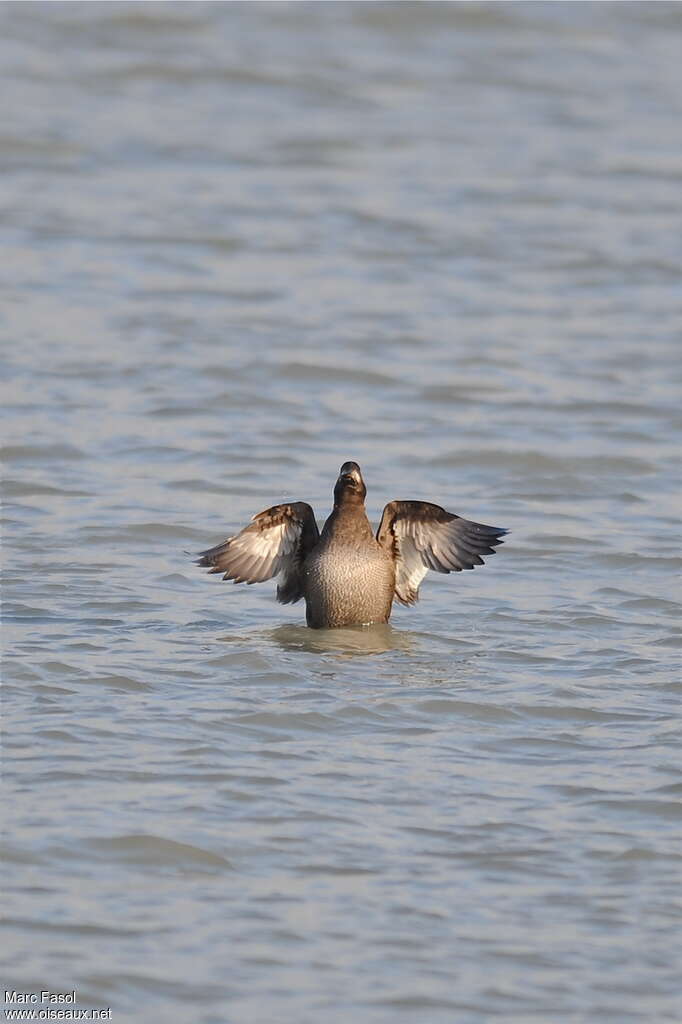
[215,622,415,657]
[269,622,415,656]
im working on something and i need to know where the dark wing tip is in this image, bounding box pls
[452,520,509,566]
[194,539,232,568]
[465,523,508,537]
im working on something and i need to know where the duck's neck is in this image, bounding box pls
[324,498,374,541]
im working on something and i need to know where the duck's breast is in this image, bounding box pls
[303,539,395,628]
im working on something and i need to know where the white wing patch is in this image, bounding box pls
[232,518,291,581]
[393,534,429,606]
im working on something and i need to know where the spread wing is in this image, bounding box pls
[376,500,508,606]
[195,501,319,605]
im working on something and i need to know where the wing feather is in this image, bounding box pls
[376,500,508,606]
[195,502,319,604]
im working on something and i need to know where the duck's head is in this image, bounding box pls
[334,461,366,504]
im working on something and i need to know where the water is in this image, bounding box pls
[2,2,681,1021]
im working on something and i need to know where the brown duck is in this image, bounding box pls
[196,462,507,629]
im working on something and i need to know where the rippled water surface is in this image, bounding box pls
[2,3,681,1022]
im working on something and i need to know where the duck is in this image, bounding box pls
[195,461,507,629]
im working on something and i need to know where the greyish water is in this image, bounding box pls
[1,3,681,1022]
